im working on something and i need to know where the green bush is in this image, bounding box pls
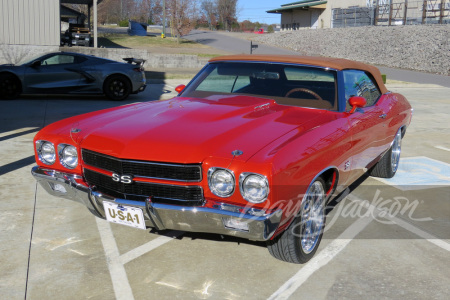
[268,25,274,33]
[119,20,129,27]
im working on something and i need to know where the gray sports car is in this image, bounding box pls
[0,52,146,100]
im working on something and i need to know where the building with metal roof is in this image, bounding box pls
[0,0,101,64]
[267,0,370,30]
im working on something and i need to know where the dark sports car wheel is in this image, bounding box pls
[104,75,131,101]
[267,178,326,263]
[0,73,21,100]
[369,129,402,178]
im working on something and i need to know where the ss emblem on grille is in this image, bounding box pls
[112,173,134,184]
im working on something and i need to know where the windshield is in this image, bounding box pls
[182,62,338,110]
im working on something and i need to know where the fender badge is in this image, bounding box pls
[232,150,243,157]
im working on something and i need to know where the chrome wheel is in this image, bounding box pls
[391,130,402,173]
[300,181,325,254]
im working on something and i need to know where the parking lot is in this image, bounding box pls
[1,79,449,299]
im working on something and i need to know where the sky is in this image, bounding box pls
[237,0,290,24]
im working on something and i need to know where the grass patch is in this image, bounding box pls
[98,33,206,48]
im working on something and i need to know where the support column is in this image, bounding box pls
[403,0,408,25]
[93,0,98,48]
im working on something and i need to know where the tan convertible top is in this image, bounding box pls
[209,55,388,94]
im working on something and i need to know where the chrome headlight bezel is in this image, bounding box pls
[239,173,269,203]
[208,167,236,198]
[58,144,78,169]
[36,140,56,165]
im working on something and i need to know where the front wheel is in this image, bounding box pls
[369,129,402,178]
[0,73,21,100]
[267,178,326,264]
[104,75,131,101]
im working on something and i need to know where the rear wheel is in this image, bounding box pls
[104,75,131,101]
[369,129,402,178]
[267,178,326,264]
[0,73,21,100]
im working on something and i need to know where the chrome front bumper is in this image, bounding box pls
[32,166,281,241]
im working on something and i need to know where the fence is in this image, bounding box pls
[375,0,450,25]
[331,0,450,27]
[332,7,375,28]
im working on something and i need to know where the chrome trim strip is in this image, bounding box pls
[81,149,203,182]
[210,60,339,72]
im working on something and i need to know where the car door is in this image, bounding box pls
[23,54,86,94]
[343,70,389,181]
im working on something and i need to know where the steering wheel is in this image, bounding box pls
[285,88,323,101]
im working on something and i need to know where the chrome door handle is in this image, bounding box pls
[379,114,387,119]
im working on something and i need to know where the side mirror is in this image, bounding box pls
[31,60,41,68]
[175,84,186,94]
[348,96,366,113]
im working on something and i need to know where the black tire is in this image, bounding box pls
[0,73,21,100]
[267,177,326,264]
[369,129,402,178]
[104,75,131,101]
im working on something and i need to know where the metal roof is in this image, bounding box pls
[267,0,327,13]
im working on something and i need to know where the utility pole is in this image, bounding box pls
[162,0,166,38]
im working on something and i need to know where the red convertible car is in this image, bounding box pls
[32,55,412,263]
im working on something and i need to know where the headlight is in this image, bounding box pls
[36,141,56,165]
[239,173,269,203]
[58,144,78,169]
[208,168,235,197]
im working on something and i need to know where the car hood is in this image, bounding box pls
[67,95,328,163]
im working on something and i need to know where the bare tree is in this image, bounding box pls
[217,0,237,31]
[201,0,218,30]
[166,0,195,43]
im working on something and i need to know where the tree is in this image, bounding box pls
[166,0,195,43]
[217,0,237,31]
[201,0,218,30]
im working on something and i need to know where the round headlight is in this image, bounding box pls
[59,144,78,169]
[240,173,269,203]
[37,141,56,165]
[208,168,235,197]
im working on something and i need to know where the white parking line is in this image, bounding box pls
[96,218,135,300]
[120,231,183,264]
[435,146,450,152]
[269,193,450,300]
[268,208,375,300]
[97,218,182,300]
[347,195,450,252]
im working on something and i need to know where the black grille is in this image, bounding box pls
[82,149,202,182]
[84,169,204,206]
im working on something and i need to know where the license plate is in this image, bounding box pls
[103,201,146,230]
